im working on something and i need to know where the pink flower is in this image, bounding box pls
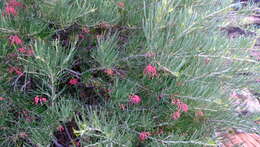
[57,125,65,132]
[40,97,47,103]
[34,96,47,104]
[139,132,151,141]
[25,49,34,56]
[18,132,28,138]
[68,78,79,85]
[8,66,23,75]
[34,96,40,104]
[129,95,141,104]
[104,68,114,76]
[143,64,157,77]
[7,0,23,8]
[117,2,125,8]
[17,47,26,53]
[79,34,84,39]
[9,35,23,46]
[172,99,188,112]
[178,102,188,112]
[4,6,17,16]
[172,98,181,105]
[172,111,181,120]
[82,27,90,34]
[256,79,260,83]
[195,111,204,117]
[0,97,5,100]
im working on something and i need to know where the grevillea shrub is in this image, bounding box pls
[0,0,259,146]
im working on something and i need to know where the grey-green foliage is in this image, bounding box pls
[38,0,121,27]
[38,0,96,27]
[21,40,76,101]
[141,0,259,132]
[93,33,119,68]
[80,0,121,26]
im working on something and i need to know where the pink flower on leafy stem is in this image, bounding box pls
[178,102,188,112]
[143,64,157,77]
[172,111,181,120]
[172,99,188,112]
[7,0,23,8]
[78,34,84,39]
[129,94,141,104]
[0,97,5,100]
[172,98,181,105]
[34,96,40,104]
[40,97,47,103]
[8,66,23,75]
[34,96,47,104]
[195,110,204,117]
[25,49,34,56]
[104,68,114,76]
[82,27,90,34]
[117,2,125,8]
[139,132,151,141]
[9,35,23,46]
[68,78,79,85]
[57,125,65,132]
[17,47,26,53]
[4,6,17,16]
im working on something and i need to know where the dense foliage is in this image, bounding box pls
[0,0,259,146]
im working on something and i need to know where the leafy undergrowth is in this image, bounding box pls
[0,0,259,147]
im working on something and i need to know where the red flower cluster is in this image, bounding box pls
[139,132,151,141]
[2,0,23,16]
[117,2,125,8]
[195,110,204,117]
[104,68,114,76]
[68,78,79,85]
[143,64,157,77]
[9,35,23,46]
[34,96,47,104]
[172,111,181,120]
[8,66,23,75]
[82,27,90,34]
[57,125,65,132]
[171,98,189,120]
[17,47,34,56]
[0,97,6,101]
[129,94,141,104]
[172,98,189,112]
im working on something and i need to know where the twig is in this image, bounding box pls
[64,124,73,145]
[156,62,179,77]
[52,139,63,147]
[20,81,30,92]
[152,138,217,146]
[65,68,81,78]
[197,54,258,64]
[0,27,19,33]
[184,68,231,83]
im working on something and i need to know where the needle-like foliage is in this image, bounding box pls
[0,0,259,146]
